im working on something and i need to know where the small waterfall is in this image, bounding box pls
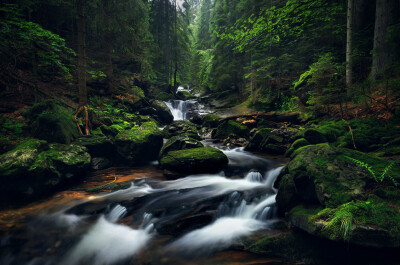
[165,100,191,120]
[107,204,127,223]
[245,171,264,182]
[167,166,284,254]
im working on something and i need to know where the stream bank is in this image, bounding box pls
[1,84,400,265]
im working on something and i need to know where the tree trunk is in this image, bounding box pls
[346,0,353,91]
[164,0,170,86]
[105,39,113,94]
[77,0,87,106]
[372,0,398,80]
[173,0,178,89]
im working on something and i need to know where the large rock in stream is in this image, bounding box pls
[275,144,400,248]
[139,100,174,125]
[159,147,228,174]
[163,120,200,140]
[159,135,203,158]
[245,128,288,155]
[115,121,163,165]
[150,100,174,125]
[0,139,91,200]
[212,120,250,139]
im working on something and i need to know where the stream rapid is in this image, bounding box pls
[0,87,286,265]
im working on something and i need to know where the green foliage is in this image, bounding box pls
[312,196,400,241]
[0,4,75,79]
[1,116,24,135]
[344,156,399,186]
[293,53,345,108]
[87,70,107,79]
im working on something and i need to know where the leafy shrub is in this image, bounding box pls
[0,4,75,79]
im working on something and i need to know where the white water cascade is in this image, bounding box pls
[166,165,283,254]
[165,100,193,120]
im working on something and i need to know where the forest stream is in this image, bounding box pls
[0,89,288,265]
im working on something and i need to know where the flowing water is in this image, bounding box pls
[165,86,212,120]
[0,90,287,265]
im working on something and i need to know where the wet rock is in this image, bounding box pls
[159,135,204,158]
[288,198,400,248]
[0,140,91,200]
[276,144,381,210]
[159,147,228,174]
[189,115,203,125]
[156,212,214,236]
[202,114,221,128]
[163,120,200,140]
[245,128,288,155]
[303,128,327,144]
[24,100,79,144]
[275,175,299,216]
[115,121,163,165]
[150,100,174,125]
[285,138,310,157]
[176,90,196,100]
[0,139,48,178]
[73,134,116,160]
[212,120,250,140]
[274,144,400,248]
[91,157,112,170]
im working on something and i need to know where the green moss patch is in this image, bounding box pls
[212,120,250,140]
[160,147,228,174]
[311,195,400,244]
[202,114,221,128]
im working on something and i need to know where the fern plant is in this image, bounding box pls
[344,156,398,186]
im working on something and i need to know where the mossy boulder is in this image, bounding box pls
[163,120,200,140]
[159,135,203,158]
[245,128,287,155]
[317,120,347,142]
[100,124,121,138]
[302,128,327,144]
[24,100,79,144]
[336,118,388,152]
[285,138,310,157]
[149,86,174,101]
[245,129,271,151]
[212,120,250,139]
[73,134,116,159]
[159,147,228,174]
[176,90,196,100]
[0,140,90,200]
[202,114,221,128]
[149,100,174,125]
[115,121,163,165]
[30,143,91,180]
[0,139,48,177]
[277,144,400,212]
[287,196,400,248]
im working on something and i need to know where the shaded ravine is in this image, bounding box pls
[0,89,287,265]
